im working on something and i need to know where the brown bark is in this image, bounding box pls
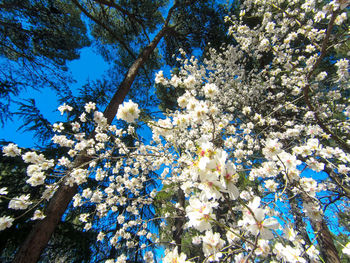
[13,5,176,262]
[13,184,78,263]
[172,188,185,252]
[103,25,170,124]
[310,219,341,263]
[302,194,340,263]
[286,191,312,247]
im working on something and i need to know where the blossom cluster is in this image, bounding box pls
[1,0,350,262]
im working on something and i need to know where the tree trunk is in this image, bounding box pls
[103,26,170,124]
[13,24,171,263]
[309,217,341,263]
[301,194,340,263]
[172,188,185,252]
[286,188,312,247]
[13,184,78,263]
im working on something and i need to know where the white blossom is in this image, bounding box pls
[116,100,140,123]
[2,143,21,157]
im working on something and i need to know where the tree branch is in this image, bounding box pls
[73,0,156,87]
[302,10,350,153]
[12,3,178,261]
[71,0,137,60]
[92,0,150,43]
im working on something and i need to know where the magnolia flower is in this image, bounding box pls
[263,139,282,159]
[202,230,225,262]
[155,70,167,85]
[8,194,32,210]
[343,242,350,257]
[184,75,196,88]
[84,102,96,113]
[203,83,218,98]
[239,197,279,240]
[144,251,154,263]
[31,210,46,220]
[116,254,127,263]
[186,197,217,232]
[2,143,21,157]
[163,247,190,263]
[58,103,73,115]
[277,151,301,170]
[220,161,239,200]
[0,216,14,230]
[116,100,140,123]
[0,187,8,195]
[53,122,64,132]
[26,172,46,186]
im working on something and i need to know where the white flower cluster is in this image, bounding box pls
[116,100,140,123]
[1,0,350,262]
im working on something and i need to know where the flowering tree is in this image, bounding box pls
[2,0,350,262]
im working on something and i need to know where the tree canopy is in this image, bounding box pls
[0,0,90,124]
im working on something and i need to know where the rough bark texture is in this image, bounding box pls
[103,26,170,124]
[287,192,312,246]
[13,184,78,263]
[172,188,185,252]
[13,21,172,263]
[310,218,341,263]
[302,194,341,263]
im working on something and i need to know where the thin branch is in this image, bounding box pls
[71,0,137,60]
[73,0,156,87]
[302,10,350,153]
[93,0,151,42]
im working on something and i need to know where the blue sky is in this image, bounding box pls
[0,48,108,148]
